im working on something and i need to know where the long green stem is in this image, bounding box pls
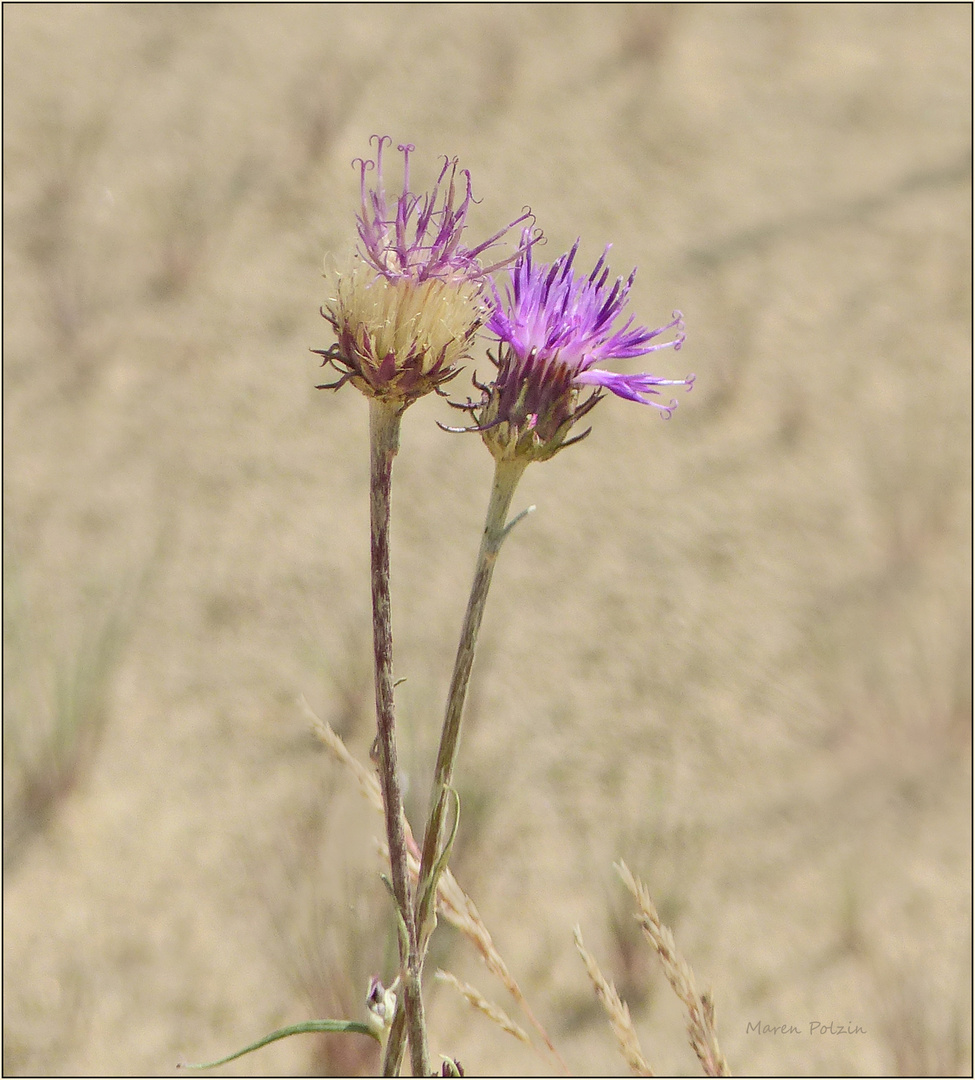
[415,455,529,952]
[367,397,429,1078]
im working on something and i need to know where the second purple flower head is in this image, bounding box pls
[471,232,694,463]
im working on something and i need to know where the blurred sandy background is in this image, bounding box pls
[3,4,971,1076]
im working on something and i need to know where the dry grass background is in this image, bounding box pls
[3,4,971,1076]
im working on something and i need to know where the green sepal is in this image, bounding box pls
[179,1018,379,1070]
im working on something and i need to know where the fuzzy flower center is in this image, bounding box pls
[328,261,487,374]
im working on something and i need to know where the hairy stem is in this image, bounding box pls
[368,397,429,1078]
[415,456,529,952]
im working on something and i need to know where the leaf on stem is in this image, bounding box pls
[178,1018,379,1071]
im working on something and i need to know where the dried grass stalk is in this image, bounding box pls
[615,861,730,1077]
[432,858,567,1071]
[435,969,532,1047]
[574,925,654,1076]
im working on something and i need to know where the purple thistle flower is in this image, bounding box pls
[470,233,694,462]
[488,231,692,412]
[355,134,533,285]
[316,136,535,405]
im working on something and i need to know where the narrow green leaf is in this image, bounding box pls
[418,786,460,947]
[179,1018,379,1070]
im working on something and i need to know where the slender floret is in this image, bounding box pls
[316,136,534,406]
[470,232,694,462]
